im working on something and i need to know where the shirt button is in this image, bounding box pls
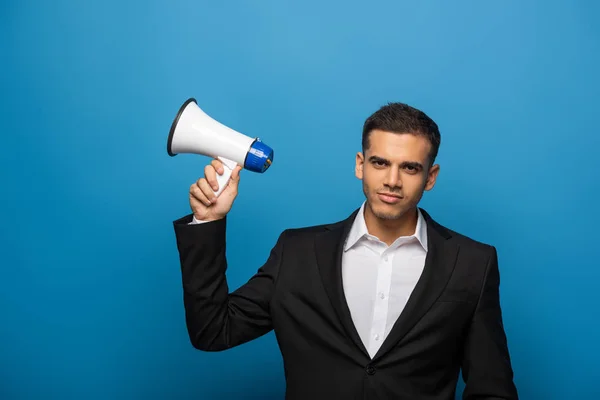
[374,334,380,341]
[379,292,385,299]
[383,256,388,262]
[366,365,376,375]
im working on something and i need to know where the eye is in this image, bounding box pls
[371,159,388,168]
[404,164,421,174]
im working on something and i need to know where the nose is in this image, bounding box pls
[384,167,402,189]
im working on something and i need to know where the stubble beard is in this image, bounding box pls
[363,184,407,221]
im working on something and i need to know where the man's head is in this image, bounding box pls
[355,102,441,221]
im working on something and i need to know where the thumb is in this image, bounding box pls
[227,165,243,188]
[231,165,242,180]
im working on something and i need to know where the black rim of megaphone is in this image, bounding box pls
[167,97,197,157]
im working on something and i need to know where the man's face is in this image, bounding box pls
[355,129,440,221]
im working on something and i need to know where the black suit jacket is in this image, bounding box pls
[172,208,518,400]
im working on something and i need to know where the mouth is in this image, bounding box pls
[377,192,403,204]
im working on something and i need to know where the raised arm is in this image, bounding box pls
[173,215,285,351]
[171,158,284,351]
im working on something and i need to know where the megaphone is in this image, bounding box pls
[167,98,274,197]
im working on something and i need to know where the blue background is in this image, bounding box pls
[1,1,599,399]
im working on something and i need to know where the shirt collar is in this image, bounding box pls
[344,202,428,252]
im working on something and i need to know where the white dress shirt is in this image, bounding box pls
[189,202,428,359]
[342,202,428,358]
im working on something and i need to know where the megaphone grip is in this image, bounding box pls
[212,157,237,197]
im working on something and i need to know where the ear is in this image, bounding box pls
[424,164,440,191]
[355,152,364,180]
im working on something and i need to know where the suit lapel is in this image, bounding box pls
[372,208,460,362]
[314,208,371,359]
[314,207,460,361]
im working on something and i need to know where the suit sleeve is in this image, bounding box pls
[461,246,519,400]
[172,214,285,351]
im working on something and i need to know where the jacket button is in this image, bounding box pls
[366,365,376,375]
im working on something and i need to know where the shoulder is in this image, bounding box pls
[422,208,497,260]
[276,209,359,242]
[280,220,344,239]
[447,226,495,252]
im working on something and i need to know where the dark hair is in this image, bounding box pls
[362,102,441,166]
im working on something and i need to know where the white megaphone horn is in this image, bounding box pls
[167,98,274,197]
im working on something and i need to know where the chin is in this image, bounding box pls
[369,202,406,221]
[374,210,405,220]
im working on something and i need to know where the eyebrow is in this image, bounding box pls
[368,156,424,170]
[368,155,390,165]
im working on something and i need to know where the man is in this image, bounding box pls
[171,103,519,399]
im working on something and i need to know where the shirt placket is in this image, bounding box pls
[368,247,393,357]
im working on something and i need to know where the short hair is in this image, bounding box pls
[362,102,441,166]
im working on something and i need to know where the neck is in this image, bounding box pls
[363,204,418,246]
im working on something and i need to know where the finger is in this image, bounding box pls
[198,178,218,202]
[204,165,219,192]
[211,158,224,175]
[190,182,212,207]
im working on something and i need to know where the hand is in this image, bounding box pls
[189,158,242,222]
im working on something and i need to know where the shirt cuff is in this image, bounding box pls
[188,215,210,225]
